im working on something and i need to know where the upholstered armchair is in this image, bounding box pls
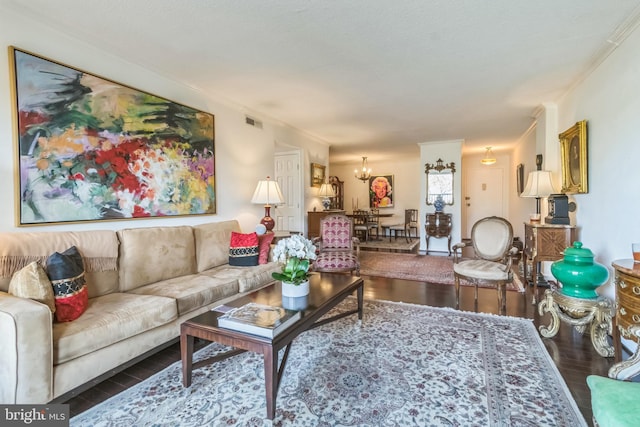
[312,214,360,275]
[451,216,518,313]
[587,325,640,427]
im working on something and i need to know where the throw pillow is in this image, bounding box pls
[8,261,56,314]
[229,232,259,267]
[46,246,89,322]
[258,232,275,264]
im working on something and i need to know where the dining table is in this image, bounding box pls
[346,211,395,241]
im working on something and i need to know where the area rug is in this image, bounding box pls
[71,299,585,426]
[359,251,526,292]
[358,237,420,252]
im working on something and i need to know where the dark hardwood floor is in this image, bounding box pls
[65,270,615,425]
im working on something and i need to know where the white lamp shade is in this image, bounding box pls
[251,179,285,205]
[317,183,336,198]
[521,170,556,198]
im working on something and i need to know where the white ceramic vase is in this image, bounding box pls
[281,280,310,297]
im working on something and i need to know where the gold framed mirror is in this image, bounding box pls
[425,159,456,205]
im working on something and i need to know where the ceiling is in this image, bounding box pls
[4,0,640,163]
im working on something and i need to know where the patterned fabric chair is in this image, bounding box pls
[312,214,360,275]
[451,216,518,313]
[587,325,640,427]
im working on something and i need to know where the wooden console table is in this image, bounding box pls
[612,259,640,363]
[425,212,452,255]
[523,222,577,304]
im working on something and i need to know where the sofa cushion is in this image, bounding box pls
[229,232,259,267]
[258,233,275,264]
[52,292,177,364]
[47,247,89,322]
[0,230,119,297]
[193,220,241,272]
[8,262,56,314]
[118,226,196,292]
[128,274,239,316]
[200,263,280,293]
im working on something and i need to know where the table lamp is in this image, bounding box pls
[317,182,336,210]
[251,177,285,231]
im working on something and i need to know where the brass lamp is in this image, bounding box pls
[251,177,285,231]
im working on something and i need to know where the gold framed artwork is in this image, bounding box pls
[311,163,325,188]
[559,120,588,194]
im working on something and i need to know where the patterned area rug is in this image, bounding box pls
[71,299,585,426]
[357,237,420,252]
[359,251,526,292]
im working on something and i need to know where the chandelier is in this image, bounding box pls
[481,147,497,165]
[354,156,372,182]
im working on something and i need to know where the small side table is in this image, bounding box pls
[425,212,452,255]
[538,289,614,357]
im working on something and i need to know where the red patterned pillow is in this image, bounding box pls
[258,232,275,264]
[229,232,259,266]
[46,246,89,322]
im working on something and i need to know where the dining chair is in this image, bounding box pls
[389,209,419,242]
[352,209,371,242]
[366,208,381,240]
[451,216,518,313]
[311,214,360,275]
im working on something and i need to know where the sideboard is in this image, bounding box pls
[425,212,452,255]
[612,259,640,363]
[523,222,577,304]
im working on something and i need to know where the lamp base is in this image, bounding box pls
[322,197,331,211]
[261,205,275,231]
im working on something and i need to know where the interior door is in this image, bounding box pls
[464,167,504,237]
[274,151,302,232]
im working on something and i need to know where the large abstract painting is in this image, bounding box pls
[10,47,215,225]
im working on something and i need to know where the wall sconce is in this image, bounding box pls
[317,182,336,210]
[481,147,497,165]
[251,176,285,231]
[354,156,372,182]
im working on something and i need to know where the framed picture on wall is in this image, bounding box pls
[311,163,325,188]
[559,120,588,194]
[9,47,216,225]
[369,175,394,208]
[516,163,524,195]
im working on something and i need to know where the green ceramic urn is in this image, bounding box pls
[551,241,609,299]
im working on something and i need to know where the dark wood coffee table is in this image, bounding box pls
[180,273,364,420]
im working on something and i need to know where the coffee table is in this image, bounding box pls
[180,272,364,420]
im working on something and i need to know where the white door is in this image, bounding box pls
[464,167,504,237]
[274,151,303,232]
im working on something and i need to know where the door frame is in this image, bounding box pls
[274,149,304,233]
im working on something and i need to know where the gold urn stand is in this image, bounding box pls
[538,289,614,357]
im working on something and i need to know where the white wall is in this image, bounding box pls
[553,23,640,299]
[419,140,463,253]
[0,6,328,234]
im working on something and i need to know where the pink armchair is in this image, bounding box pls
[312,214,360,275]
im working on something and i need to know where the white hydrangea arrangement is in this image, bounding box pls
[271,234,317,285]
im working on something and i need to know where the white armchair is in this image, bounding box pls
[451,216,518,313]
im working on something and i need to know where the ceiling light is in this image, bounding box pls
[354,156,372,182]
[481,147,497,165]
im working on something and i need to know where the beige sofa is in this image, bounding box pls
[0,220,280,404]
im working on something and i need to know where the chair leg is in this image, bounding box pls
[454,276,461,309]
[498,283,506,314]
[474,284,478,307]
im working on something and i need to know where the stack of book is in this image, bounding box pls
[216,302,301,338]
